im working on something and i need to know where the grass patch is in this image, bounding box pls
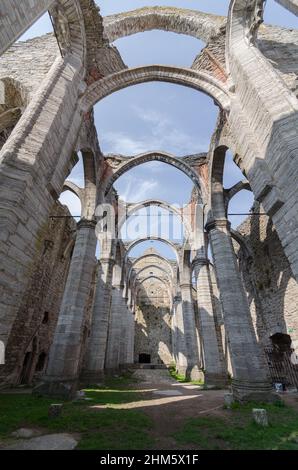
[173,402,298,450]
[0,374,155,450]
[168,366,204,385]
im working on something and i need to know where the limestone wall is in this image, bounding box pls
[134,279,173,365]
[0,34,59,99]
[0,202,75,386]
[236,203,298,350]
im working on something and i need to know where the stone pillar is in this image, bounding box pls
[0,55,83,355]
[173,293,188,377]
[206,219,275,402]
[81,256,115,383]
[105,283,124,370]
[119,298,130,367]
[193,257,228,387]
[35,219,97,398]
[180,283,202,381]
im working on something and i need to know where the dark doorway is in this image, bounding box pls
[35,352,47,372]
[139,353,151,364]
[271,333,292,352]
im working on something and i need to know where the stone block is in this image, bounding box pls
[224,392,234,409]
[48,403,63,418]
[252,408,268,426]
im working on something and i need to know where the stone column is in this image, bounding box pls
[206,219,275,402]
[0,55,83,354]
[193,257,228,387]
[119,298,130,367]
[81,256,115,383]
[180,282,202,381]
[173,293,188,377]
[105,281,124,370]
[35,219,97,398]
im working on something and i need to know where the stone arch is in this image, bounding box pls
[135,275,172,303]
[104,151,203,198]
[209,144,255,224]
[137,274,171,288]
[129,253,175,280]
[125,237,180,263]
[230,229,253,260]
[209,145,228,221]
[103,7,224,44]
[81,65,231,113]
[119,199,192,238]
[134,264,172,284]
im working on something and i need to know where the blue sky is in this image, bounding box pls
[19,1,297,259]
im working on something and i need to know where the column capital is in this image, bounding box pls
[205,218,231,233]
[77,218,97,230]
[180,282,193,289]
[192,257,209,268]
[99,257,115,265]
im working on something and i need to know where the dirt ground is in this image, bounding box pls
[98,369,298,450]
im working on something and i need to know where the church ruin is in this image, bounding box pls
[0,0,297,403]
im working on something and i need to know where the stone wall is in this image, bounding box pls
[0,34,59,99]
[0,202,76,386]
[236,203,298,351]
[134,279,173,365]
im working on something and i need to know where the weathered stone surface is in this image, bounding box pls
[252,408,269,427]
[4,433,78,450]
[0,0,297,408]
[11,428,37,439]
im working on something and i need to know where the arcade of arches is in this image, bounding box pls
[0,1,297,404]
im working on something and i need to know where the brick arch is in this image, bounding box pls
[104,151,204,198]
[80,65,231,113]
[103,6,224,44]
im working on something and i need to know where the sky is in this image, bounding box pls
[19,1,297,259]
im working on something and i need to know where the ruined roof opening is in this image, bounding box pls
[112,31,204,68]
[263,0,298,29]
[121,205,186,245]
[97,0,230,17]
[129,239,177,260]
[113,160,194,206]
[94,82,218,157]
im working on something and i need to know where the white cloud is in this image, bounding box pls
[119,174,159,201]
[101,105,208,156]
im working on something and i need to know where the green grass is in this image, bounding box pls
[168,365,204,385]
[173,401,298,450]
[0,374,155,450]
